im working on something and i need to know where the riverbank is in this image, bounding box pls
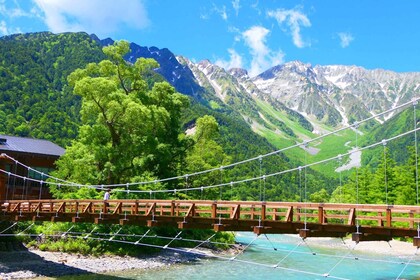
[0,238,417,279]
[303,237,417,256]
[0,248,200,279]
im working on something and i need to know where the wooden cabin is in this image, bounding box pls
[0,135,65,200]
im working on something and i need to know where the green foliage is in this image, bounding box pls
[51,41,189,188]
[184,115,231,199]
[330,146,419,205]
[310,188,330,202]
[0,32,105,146]
[21,222,235,256]
[361,107,420,166]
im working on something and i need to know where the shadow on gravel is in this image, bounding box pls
[0,249,132,279]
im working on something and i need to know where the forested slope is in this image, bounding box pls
[0,32,334,202]
[0,32,105,146]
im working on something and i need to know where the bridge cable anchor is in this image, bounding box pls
[109,227,122,241]
[61,225,74,238]
[84,226,97,240]
[163,231,182,249]
[134,229,151,245]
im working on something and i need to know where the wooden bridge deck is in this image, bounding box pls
[2,199,420,246]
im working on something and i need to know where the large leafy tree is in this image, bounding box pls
[52,41,189,192]
[183,115,231,199]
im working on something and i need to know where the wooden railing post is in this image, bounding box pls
[410,212,414,228]
[134,200,139,215]
[261,203,266,220]
[211,202,217,218]
[318,206,324,224]
[386,208,392,227]
[348,208,356,226]
[378,212,383,226]
[285,206,293,222]
[170,201,175,216]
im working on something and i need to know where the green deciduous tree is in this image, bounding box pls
[51,41,189,196]
[183,115,231,199]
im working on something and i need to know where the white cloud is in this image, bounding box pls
[251,0,261,15]
[212,4,227,21]
[200,13,209,20]
[0,1,37,19]
[0,19,21,35]
[242,26,284,77]
[267,7,311,48]
[338,32,354,48]
[0,20,8,35]
[33,0,149,36]
[232,0,240,16]
[215,48,243,70]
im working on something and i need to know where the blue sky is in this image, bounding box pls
[1,0,420,76]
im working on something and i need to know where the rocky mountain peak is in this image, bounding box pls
[228,68,249,79]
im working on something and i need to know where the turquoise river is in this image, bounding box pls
[72,233,420,280]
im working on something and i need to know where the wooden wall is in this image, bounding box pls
[0,152,59,200]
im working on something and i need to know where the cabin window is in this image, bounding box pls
[28,166,54,180]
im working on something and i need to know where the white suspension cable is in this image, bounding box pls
[100,126,420,195]
[244,240,420,267]
[3,230,417,268]
[395,247,419,280]
[355,122,359,205]
[0,153,80,187]
[325,242,358,277]
[4,125,418,196]
[0,222,18,234]
[4,97,415,190]
[273,239,304,267]
[230,235,259,260]
[2,101,420,196]
[383,140,388,205]
[74,234,350,279]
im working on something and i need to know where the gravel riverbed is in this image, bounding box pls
[0,249,199,279]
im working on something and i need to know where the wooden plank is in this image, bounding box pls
[318,206,324,224]
[170,201,175,216]
[261,203,266,220]
[230,204,240,220]
[55,202,65,213]
[348,208,356,226]
[285,206,293,222]
[386,208,392,227]
[146,203,156,216]
[11,202,21,212]
[32,202,41,212]
[186,203,195,217]
[211,202,217,218]
[112,202,122,215]
[410,212,414,229]
[82,202,92,213]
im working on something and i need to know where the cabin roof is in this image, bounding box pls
[0,135,65,157]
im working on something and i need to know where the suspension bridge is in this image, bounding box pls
[1,199,420,245]
[1,99,420,279]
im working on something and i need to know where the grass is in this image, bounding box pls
[252,99,359,178]
[255,99,314,139]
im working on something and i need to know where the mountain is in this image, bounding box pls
[0,32,315,199]
[252,61,420,128]
[178,57,314,141]
[91,35,204,100]
[0,32,105,146]
[2,31,418,184]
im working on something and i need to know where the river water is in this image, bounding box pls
[115,233,420,280]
